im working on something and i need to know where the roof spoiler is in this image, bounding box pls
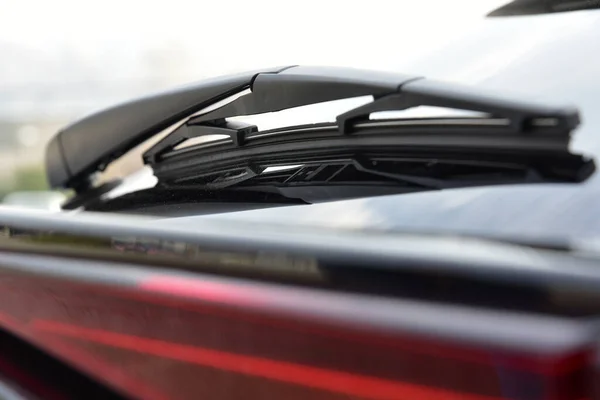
[46,66,581,191]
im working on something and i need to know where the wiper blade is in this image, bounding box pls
[152,148,593,203]
[46,66,593,197]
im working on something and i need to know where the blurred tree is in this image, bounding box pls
[0,165,48,200]
[15,165,48,191]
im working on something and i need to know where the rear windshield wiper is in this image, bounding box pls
[140,68,593,202]
[46,66,595,204]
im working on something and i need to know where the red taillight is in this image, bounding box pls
[0,273,595,400]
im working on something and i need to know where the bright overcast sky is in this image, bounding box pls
[0,0,514,123]
[0,0,507,76]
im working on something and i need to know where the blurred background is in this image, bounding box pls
[0,0,505,200]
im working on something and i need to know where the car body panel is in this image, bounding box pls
[0,209,598,399]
